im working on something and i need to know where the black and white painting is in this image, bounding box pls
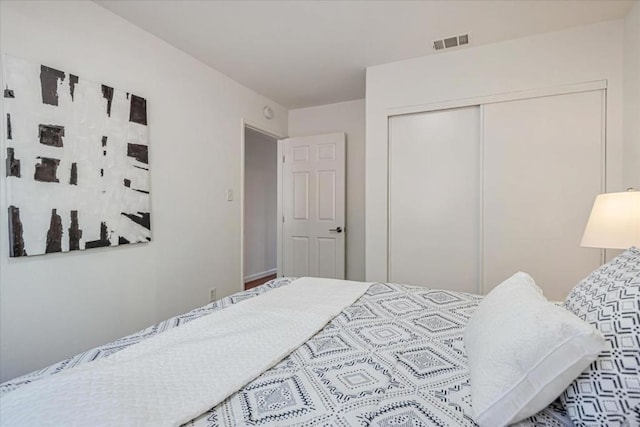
[3,55,151,257]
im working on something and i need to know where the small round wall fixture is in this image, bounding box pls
[263,106,274,120]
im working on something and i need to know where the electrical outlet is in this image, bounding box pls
[209,287,217,302]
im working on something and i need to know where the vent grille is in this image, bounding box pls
[433,34,470,51]
[444,37,458,48]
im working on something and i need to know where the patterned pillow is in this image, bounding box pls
[561,247,640,426]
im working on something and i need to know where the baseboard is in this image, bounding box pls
[244,268,277,283]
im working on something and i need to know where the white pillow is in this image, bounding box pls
[464,272,605,427]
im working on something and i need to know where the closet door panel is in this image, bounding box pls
[483,90,603,300]
[389,107,480,292]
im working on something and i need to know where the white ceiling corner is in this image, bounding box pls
[96,0,633,109]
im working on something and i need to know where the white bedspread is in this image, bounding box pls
[0,277,371,427]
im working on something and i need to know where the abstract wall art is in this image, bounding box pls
[2,55,151,257]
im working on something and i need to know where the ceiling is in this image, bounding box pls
[97,0,633,109]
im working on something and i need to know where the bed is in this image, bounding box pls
[0,277,573,426]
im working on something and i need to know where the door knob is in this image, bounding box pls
[329,226,343,233]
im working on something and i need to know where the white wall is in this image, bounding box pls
[0,1,287,382]
[624,2,640,189]
[366,20,625,282]
[288,99,365,281]
[243,128,277,281]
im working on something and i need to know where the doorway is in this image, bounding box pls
[243,126,279,290]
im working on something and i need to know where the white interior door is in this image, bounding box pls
[482,90,604,300]
[280,133,346,279]
[389,107,480,292]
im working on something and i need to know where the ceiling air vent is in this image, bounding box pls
[433,34,470,51]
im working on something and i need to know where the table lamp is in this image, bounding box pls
[581,188,640,249]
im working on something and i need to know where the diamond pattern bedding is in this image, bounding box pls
[561,247,640,426]
[0,279,572,426]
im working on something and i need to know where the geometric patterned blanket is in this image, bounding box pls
[0,278,573,426]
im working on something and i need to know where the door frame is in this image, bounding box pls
[240,119,285,291]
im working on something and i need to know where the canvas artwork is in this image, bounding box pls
[3,55,151,257]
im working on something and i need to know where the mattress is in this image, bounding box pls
[0,278,573,426]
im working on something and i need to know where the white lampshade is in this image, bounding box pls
[581,189,640,249]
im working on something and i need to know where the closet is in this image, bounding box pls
[389,106,481,293]
[388,89,604,301]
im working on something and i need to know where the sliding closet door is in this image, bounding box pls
[389,107,480,292]
[483,90,604,300]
